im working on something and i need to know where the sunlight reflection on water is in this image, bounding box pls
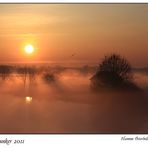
[25,96,32,104]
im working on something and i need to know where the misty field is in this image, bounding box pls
[0,65,148,133]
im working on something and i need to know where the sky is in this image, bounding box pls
[0,4,148,67]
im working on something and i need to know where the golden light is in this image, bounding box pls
[25,96,32,103]
[24,44,34,54]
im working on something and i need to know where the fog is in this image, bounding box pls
[0,68,148,133]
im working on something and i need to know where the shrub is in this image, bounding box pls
[42,73,56,84]
[90,54,139,91]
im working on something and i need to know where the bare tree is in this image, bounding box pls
[16,66,36,86]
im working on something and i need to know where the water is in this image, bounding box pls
[0,68,148,133]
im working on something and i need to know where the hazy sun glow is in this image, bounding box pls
[24,44,34,54]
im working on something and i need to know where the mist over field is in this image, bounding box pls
[0,66,148,133]
[1,4,148,135]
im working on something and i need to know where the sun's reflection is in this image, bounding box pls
[25,96,32,104]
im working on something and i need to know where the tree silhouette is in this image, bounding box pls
[0,65,13,80]
[91,54,139,91]
[16,66,36,86]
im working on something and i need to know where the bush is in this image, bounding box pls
[90,54,140,91]
[42,73,56,84]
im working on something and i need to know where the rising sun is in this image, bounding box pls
[24,44,34,54]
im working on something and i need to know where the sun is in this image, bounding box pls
[24,44,34,54]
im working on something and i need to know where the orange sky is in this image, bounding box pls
[0,4,148,67]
